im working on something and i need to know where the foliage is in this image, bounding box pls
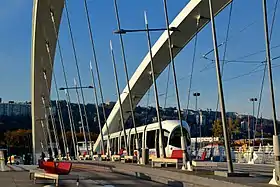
[65,131,98,144]
[212,119,223,137]
[4,129,32,148]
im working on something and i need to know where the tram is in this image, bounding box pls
[103,120,191,159]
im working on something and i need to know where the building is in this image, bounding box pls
[0,101,31,117]
[105,101,116,109]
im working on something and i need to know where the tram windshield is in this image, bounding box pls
[169,127,191,147]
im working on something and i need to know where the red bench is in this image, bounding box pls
[170,150,206,160]
[152,150,186,169]
[40,161,72,175]
[56,162,72,175]
[170,150,183,159]
[38,160,44,169]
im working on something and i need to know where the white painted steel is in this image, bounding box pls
[93,0,232,152]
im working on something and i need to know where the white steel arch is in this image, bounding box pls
[93,0,231,151]
[31,0,64,163]
[31,0,231,158]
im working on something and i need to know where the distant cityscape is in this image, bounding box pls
[0,99,31,117]
[0,98,277,139]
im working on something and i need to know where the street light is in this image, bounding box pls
[193,92,200,158]
[249,97,257,147]
[59,86,93,90]
[193,92,201,110]
[113,27,179,34]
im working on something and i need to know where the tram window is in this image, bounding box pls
[115,137,119,151]
[112,138,118,154]
[146,130,156,149]
[121,136,125,149]
[138,133,143,148]
[130,134,135,150]
[169,127,191,148]
[110,138,114,147]
[163,130,169,148]
[163,136,168,148]
[104,140,108,151]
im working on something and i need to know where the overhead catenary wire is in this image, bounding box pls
[49,9,78,158]
[83,0,111,155]
[200,43,280,73]
[145,57,280,108]
[224,57,280,81]
[64,0,90,155]
[202,3,276,63]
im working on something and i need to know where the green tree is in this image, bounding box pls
[232,118,241,138]
[212,119,223,137]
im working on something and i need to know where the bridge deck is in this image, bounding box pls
[74,161,273,187]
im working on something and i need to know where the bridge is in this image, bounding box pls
[24,0,280,186]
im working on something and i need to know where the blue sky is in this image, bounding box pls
[0,0,279,119]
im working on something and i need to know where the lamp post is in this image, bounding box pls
[193,92,200,158]
[112,12,178,160]
[249,98,257,147]
[262,0,280,183]
[209,0,233,173]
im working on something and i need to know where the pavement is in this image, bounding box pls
[0,162,276,187]
[75,160,275,187]
[0,164,168,187]
[0,172,41,187]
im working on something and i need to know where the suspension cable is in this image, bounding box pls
[45,41,68,157]
[49,8,78,158]
[41,96,55,158]
[64,0,90,154]
[110,41,129,155]
[145,88,151,124]
[113,0,139,158]
[254,0,279,143]
[83,0,111,155]
[163,64,171,108]
[39,119,49,153]
[162,0,190,169]
[42,70,61,157]
[89,62,105,155]
[214,1,234,121]
[73,78,88,154]
[185,18,200,121]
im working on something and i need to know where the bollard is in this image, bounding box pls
[141,148,149,165]
[0,150,5,172]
